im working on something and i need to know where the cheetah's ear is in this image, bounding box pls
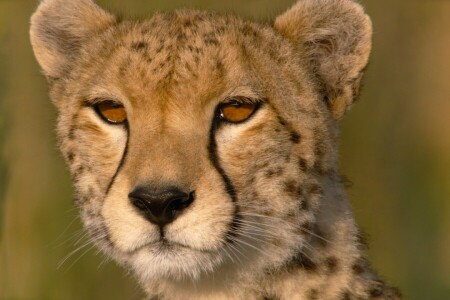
[30,0,115,79]
[274,0,372,119]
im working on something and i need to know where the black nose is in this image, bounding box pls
[129,186,195,226]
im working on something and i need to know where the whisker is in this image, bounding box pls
[64,243,98,272]
[57,234,106,269]
[52,229,86,249]
[49,216,80,247]
[231,235,267,257]
[57,239,94,269]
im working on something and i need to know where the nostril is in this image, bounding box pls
[128,186,195,226]
[169,191,195,212]
[168,198,183,212]
[130,197,148,211]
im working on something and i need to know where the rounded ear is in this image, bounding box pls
[30,0,116,79]
[274,0,372,119]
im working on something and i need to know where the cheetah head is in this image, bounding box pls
[30,0,371,290]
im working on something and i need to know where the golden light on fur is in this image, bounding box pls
[29,0,401,299]
[94,101,127,124]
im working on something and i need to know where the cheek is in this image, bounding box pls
[216,113,293,206]
[68,110,127,193]
[215,112,316,221]
[101,176,158,252]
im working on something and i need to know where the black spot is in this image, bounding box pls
[140,27,151,35]
[299,158,308,172]
[283,179,297,195]
[67,152,75,163]
[214,59,225,78]
[203,32,219,46]
[352,258,365,275]
[369,288,383,298]
[283,179,304,202]
[262,294,280,300]
[313,161,326,175]
[314,139,325,160]
[259,161,270,169]
[177,31,187,42]
[300,198,309,210]
[339,290,351,300]
[287,252,317,272]
[119,65,128,76]
[131,41,148,51]
[145,56,153,64]
[325,256,338,274]
[277,116,287,127]
[216,26,226,34]
[264,168,283,178]
[290,131,301,143]
[74,195,87,206]
[307,289,318,300]
[74,165,84,177]
[308,184,323,195]
[205,38,219,46]
[357,230,370,249]
[368,281,385,298]
[265,169,275,178]
[300,222,313,235]
[183,19,193,27]
[156,45,164,54]
[242,24,253,37]
[68,126,76,140]
[87,187,94,198]
[193,55,200,64]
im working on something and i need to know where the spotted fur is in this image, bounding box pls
[30,0,400,299]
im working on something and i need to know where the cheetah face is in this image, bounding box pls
[30,0,371,285]
[58,25,324,280]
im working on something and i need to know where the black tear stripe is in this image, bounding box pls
[105,122,130,196]
[208,118,241,243]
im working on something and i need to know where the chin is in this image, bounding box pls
[125,241,226,282]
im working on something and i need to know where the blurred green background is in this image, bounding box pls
[1,0,449,299]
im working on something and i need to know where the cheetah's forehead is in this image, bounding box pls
[72,10,309,113]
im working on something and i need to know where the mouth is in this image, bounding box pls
[130,237,217,256]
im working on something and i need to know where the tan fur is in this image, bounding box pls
[30,0,400,299]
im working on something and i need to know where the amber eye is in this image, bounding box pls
[94,100,127,124]
[218,99,259,123]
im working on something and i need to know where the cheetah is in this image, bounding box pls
[30,0,401,299]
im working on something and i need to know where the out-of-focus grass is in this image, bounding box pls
[0,0,449,299]
[0,3,8,242]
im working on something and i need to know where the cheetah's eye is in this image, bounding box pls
[93,100,127,124]
[218,99,260,123]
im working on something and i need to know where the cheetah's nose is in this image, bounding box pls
[128,186,195,227]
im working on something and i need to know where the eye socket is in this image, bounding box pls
[93,100,127,124]
[218,98,260,123]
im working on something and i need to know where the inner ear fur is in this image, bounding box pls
[30,0,116,79]
[274,0,372,119]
